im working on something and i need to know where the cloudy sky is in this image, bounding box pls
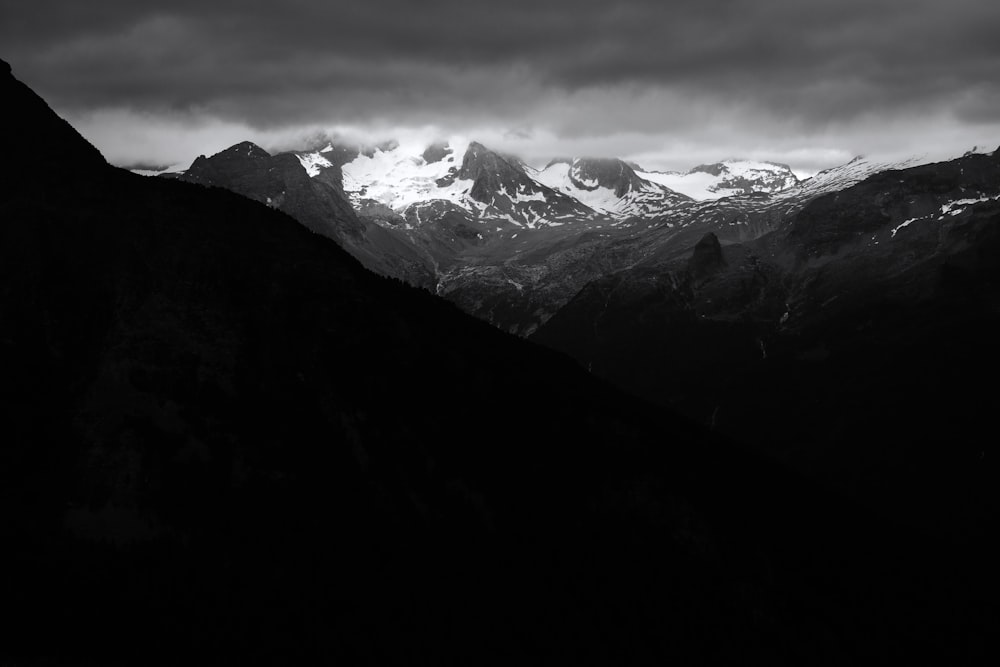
[2,0,999,174]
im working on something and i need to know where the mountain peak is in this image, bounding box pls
[217,141,271,160]
[457,141,525,186]
[569,157,645,197]
[534,155,691,219]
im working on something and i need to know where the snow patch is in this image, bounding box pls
[342,138,474,213]
[892,195,999,237]
[297,152,333,177]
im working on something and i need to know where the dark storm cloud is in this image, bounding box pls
[2,0,998,169]
[4,0,1000,122]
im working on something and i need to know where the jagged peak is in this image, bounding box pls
[458,141,526,181]
[214,141,271,160]
[564,157,647,197]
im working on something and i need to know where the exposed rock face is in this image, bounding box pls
[181,141,363,239]
[460,142,527,200]
[421,141,451,163]
[569,158,649,197]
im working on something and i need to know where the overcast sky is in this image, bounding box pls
[2,0,999,174]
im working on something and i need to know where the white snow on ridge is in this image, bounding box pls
[636,169,721,201]
[891,194,999,237]
[340,138,474,211]
[890,216,929,237]
[636,160,798,201]
[792,155,925,201]
[128,163,187,177]
[940,195,998,216]
[500,184,547,203]
[296,152,333,177]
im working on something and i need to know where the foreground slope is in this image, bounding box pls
[1,60,994,665]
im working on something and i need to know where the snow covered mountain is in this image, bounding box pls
[533,157,692,220]
[296,139,604,234]
[644,154,930,248]
[636,160,800,200]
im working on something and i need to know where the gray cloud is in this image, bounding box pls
[3,0,998,170]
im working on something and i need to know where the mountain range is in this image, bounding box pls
[3,57,997,665]
[168,137,927,337]
[160,127,1000,539]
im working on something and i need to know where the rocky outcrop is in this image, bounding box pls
[421,141,451,163]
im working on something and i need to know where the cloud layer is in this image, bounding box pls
[3,0,999,171]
